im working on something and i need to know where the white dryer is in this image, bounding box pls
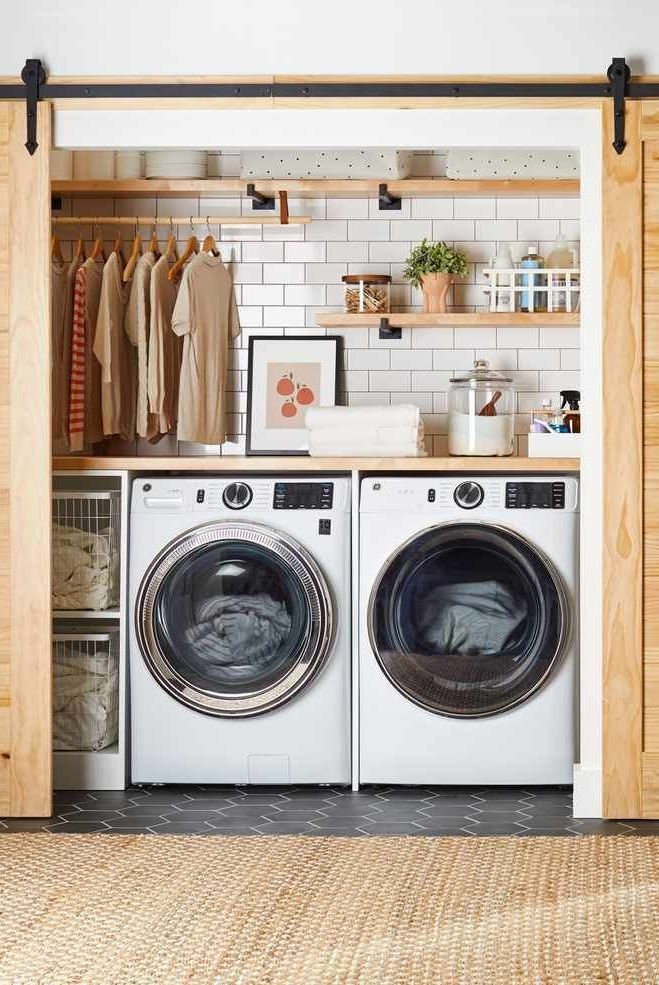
[129,476,351,785]
[359,475,578,786]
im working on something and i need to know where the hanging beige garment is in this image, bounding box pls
[125,251,158,440]
[148,254,182,435]
[93,251,136,440]
[51,258,69,452]
[83,257,105,446]
[171,253,240,445]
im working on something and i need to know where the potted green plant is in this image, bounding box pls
[403,238,469,313]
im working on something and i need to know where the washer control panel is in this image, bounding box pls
[506,481,565,509]
[273,482,334,510]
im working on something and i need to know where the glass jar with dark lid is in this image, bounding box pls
[342,274,391,314]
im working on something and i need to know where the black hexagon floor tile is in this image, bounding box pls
[2,784,657,836]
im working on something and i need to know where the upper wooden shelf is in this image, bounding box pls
[315,311,580,327]
[51,178,581,199]
[53,456,579,473]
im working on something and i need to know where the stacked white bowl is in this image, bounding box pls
[145,150,208,180]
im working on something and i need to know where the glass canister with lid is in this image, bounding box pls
[448,359,515,457]
[342,274,391,314]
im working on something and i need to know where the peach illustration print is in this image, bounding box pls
[266,362,321,430]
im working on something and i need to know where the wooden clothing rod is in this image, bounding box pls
[51,215,310,227]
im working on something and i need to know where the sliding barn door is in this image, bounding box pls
[0,102,52,816]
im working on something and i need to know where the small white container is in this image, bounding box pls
[73,150,115,180]
[145,150,207,179]
[50,149,73,180]
[528,433,581,457]
[115,151,144,179]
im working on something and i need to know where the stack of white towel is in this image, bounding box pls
[305,405,426,457]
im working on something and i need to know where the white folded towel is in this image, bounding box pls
[309,425,423,448]
[309,437,427,458]
[305,404,420,430]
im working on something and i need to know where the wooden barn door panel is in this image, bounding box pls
[0,102,51,817]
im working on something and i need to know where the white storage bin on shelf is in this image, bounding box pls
[52,490,121,613]
[53,630,119,752]
[483,268,581,314]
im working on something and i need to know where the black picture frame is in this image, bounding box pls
[246,335,342,456]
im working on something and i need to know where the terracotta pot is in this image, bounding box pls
[420,272,452,313]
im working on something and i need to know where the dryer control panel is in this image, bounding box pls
[273,482,334,510]
[506,481,565,509]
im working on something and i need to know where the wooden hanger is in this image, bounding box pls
[113,227,125,264]
[168,218,199,281]
[148,224,160,258]
[73,234,86,263]
[51,233,64,264]
[202,217,221,258]
[90,224,105,261]
[123,221,143,283]
[162,219,178,262]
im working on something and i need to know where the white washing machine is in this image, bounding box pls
[129,476,351,785]
[359,475,578,786]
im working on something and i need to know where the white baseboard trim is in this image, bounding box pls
[572,764,602,818]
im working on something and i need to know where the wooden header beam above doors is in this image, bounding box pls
[2,57,658,155]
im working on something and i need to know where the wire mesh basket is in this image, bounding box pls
[53,630,119,752]
[483,268,581,313]
[52,491,121,610]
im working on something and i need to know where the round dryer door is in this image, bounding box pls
[368,522,570,718]
[135,521,334,717]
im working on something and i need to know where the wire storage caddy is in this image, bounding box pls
[52,490,121,614]
[483,267,581,314]
[53,629,120,752]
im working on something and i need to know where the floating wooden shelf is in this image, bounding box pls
[52,178,580,199]
[52,456,579,474]
[315,311,580,328]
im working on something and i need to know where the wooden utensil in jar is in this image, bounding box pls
[478,390,502,416]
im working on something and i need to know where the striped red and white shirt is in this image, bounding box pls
[68,265,87,451]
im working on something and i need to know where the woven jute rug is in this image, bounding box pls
[1,834,658,985]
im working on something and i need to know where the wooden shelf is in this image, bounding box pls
[53,456,579,474]
[52,178,580,199]
[53,610,120,620]
[315,311,580,327]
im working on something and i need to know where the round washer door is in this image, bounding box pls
[136,521,334,717]
[368,522,570,718]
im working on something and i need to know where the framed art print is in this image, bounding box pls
[246,336,341,455]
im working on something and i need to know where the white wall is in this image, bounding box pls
[1,0,658,77]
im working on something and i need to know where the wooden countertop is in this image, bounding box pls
[53,456,580,473]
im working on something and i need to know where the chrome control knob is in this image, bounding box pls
[222,481,253,510]
[453,480,484,510]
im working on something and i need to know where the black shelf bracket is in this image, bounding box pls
[21,58,45,155]
[378,183,402,211]
[246,183,275,211]
[607,57,630,155]
[379,317,402,340]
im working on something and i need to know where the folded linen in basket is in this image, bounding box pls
[304,404,420,430]
[309,437,426,458]
[309,425,423,448]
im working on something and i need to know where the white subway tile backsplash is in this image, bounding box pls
[285,285,326,306]
[263,306,305,327]
[241,284,284,306]
[517,219,560,242]
[348,349,391,371]
[305,220,348,241]
[327,242,369,262]
[348,220,390,241]
[454,198,496,220]
[285,242,326,262]
[305,263,348,284]
[263,263,305,284]
[327,198,369,219]
[369,371,411,392]
[67,187,579,452]
[242,242,284,262]
[390,220,432,241]
[432,219,475,241]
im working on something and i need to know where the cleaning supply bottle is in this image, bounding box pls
[547,235,575,312]
[560,390,581,433]
[518,246,546,313]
